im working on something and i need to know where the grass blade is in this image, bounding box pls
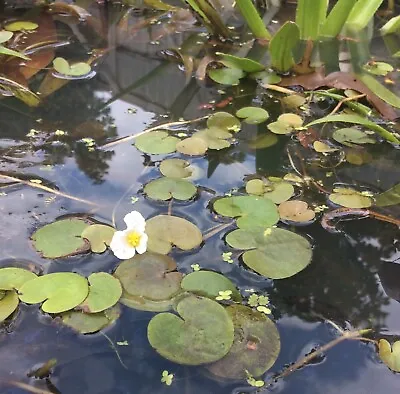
[320,0,357,37]
[380,15,400,36]
[345,0,384,32]
[296,0,328,40]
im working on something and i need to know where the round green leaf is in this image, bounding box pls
[277,113,303,128]
[79,273,122,313]
[4,21,38,31]
[147,296,234,365]
[32,218,90,258]
[19,273,89,314]
[278,200,316,223]
[363,61,394,76]
[0,290,19,322]
[379,339,400,372]
[160,159,192,178]
[213,196,279,229]
[329,187,373,208]
[216,53,265,73]
[332,128,376,146]
[281,94,306,109]
[0,30,13,44]
[248,133,278,149]
[53,57,91,77]
[61,305,121,334]
[267,121,292,135]
[176,137,208,156]
[236,107,269,124]
[181,271,241,302]
[313,141,338,153]
[208,68,245,85]
[146,215,202,254]
[246,179,294,204]
[81,224,115,253]
[193,128,233,150]
[207,112,241,132]
[226,227,312,279]
[207,305,280,379]
[0,268,37,290]
[135,131,179,154]
[144,177,197,201]
[250,71,281,84]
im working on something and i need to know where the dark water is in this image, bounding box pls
[0,2,400,393]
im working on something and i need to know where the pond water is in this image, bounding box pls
[0,2,399,393]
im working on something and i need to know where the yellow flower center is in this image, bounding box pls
[126,231,141,247]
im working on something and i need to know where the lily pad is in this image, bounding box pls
[193,128,234,150]
[79,273,122,313]
[32,218,90,258]
[329,187,373,208]
[19,273,89,314]
[226,227,312,279]
[207,112,241,132]
[248,133,278,149]
[278,200,316,223]
[146,215,202,254]
[268,113,303,135]
[216,53,265,73]
[81,224,115,253]
[379,339,400,372]
[250,71,281,85]
[181,271,241,302]
[0,30,13,44]
[375,183,400,207]
[160,159,192,178]
[207,305,280,379]
[0,290,19,322]
[213,196,279,229]
[176,137,208,156]
[135,131,179,154]
[147,296,234,365]
[61,305,121,334]
[4,21,38,31]
[363,61,393,76]
[53,57,91,77]
[236,107,269,124]
[0,268,37,290]
[144,177,197,201]
[208,68,245,85]
[313,141,338,153]
[245,179,294,204]
[332,128,376,146]
[281,94,306,109]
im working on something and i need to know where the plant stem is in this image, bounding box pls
[236,0,272,40]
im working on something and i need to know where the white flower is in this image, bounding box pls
[110,211,148,259]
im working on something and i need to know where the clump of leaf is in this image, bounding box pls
[328,187,373,208]
[246,178,294,204]
[267,113,303,135]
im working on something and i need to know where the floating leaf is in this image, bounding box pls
[0,30,13,44]
[207,112,241,131]
[4,21,38,31]
[281,94,306,109]
[79,273,122,313]
[329,187,373,208]
[213,196,279,229]
[363,61,394,76]
[160,159,192,178]
[19,273,89,314]
[226,227,312,279]
[278,200,316,223]
[32,218,90,258]
[0,290,19,322]
[236,107,269,124]
[0,268,37,290]
[207,305,280,379]
[375,183,400,207]
[267,113,303,135]
[250,71,281,85]
[332,128,376,146]
[144,177,197,201]
[379,339,400,372]
[161,370,174,386]
[147,296,234,365]
[246,178,294,204]
[208,67,245,85]
[81,224,115,253]
[345,148,372,165]
[146,215,202,254]
[61,305,120,334]
[176,137,208,156]
[135,131,179,154]
[193,128,234,150]
[53,57,91,77]
[313,141,338,153]
[216,52,265,73]
[181,271,241,302]
[248,133,278,149]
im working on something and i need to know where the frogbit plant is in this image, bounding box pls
[110,211,148,259]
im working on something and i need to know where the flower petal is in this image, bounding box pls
[124,211,146,232]
[110,230,136,259]
[136,233,148,254]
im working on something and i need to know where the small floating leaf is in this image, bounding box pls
[281,94,306,108]
[213,196,279,229]
[236,107,269,124]
[278,200,316,223]
[181,271,241,302]
[207,305,280,379]
[176,137,208,155]
[146,215,202,254]
[53,57,91,77]
[193,128,234,150]
[226,227,312,279]
[147,296,234,365]
[32,218,90,258]
[267,113,303,135]
[81,224,115,253]
[332,128,376,146]
[363,61,394,76]
[379,339,400,372]
[375,183,400,207]
[79,273,122,313]
[19,272,89,314]
[216,52,265,73]
[5,21,38,31]
[0,290,19,322]
[144,177,197,201]
[161,370,174,386]
[250,70,281,85]
[248,133,278,149]
[0,30,13,44]
[329,187,373,208]
[0,268,37,290]
[313,141,338,153]
[207,112,241,131]
[135,130,179,154]
[246,178,294,204]
[160,158,192,178]
[209,67,245,85]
